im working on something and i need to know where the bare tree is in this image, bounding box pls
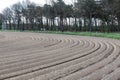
[12,2,23,30]
[2,7,13,30]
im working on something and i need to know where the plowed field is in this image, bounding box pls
[0,32,120,80]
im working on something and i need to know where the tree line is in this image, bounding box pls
[0,0,120,32]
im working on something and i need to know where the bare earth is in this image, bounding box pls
[0,32,120,80]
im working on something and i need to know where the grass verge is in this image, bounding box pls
[36,31,120,40]
[1,30,120,40]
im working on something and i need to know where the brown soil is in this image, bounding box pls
[0,32,119,80]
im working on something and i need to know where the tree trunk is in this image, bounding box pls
[84,17,87,31]
[12,19,16,30]
[50,19,52,30]
[25,18,28,30]
[89,14,92,32]
[9,20,11,30]
[117,18,120,31]
[40,17,43,30]
[75,17,77,31]
[94,18,97,31]
[52,18,55,31]
[18,16,21,30]
[30,20,34,30]
[79,18,82,31]
[5,21,8,30]
[46,18,49,30]
[60,16,64,32]
[69,18,71,31]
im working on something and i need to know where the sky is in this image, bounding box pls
[0,0,73,13]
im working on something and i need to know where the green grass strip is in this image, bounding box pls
[1,30,120,40]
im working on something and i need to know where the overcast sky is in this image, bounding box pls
[0,0,73,13]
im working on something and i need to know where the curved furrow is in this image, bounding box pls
[80,42,120,80]
[101,68,120,80]
[0,38,80,65]
[0,38,61,58]
[2,40,98,79]
[0,39,94,79]
[0,39,89,79]
[25,41,105,80]
[27,42,112,80]
[54,42,115,80]
[0,32,119,80]
[0,38,75,67]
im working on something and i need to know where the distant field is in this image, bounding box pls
[0,32,120,80]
